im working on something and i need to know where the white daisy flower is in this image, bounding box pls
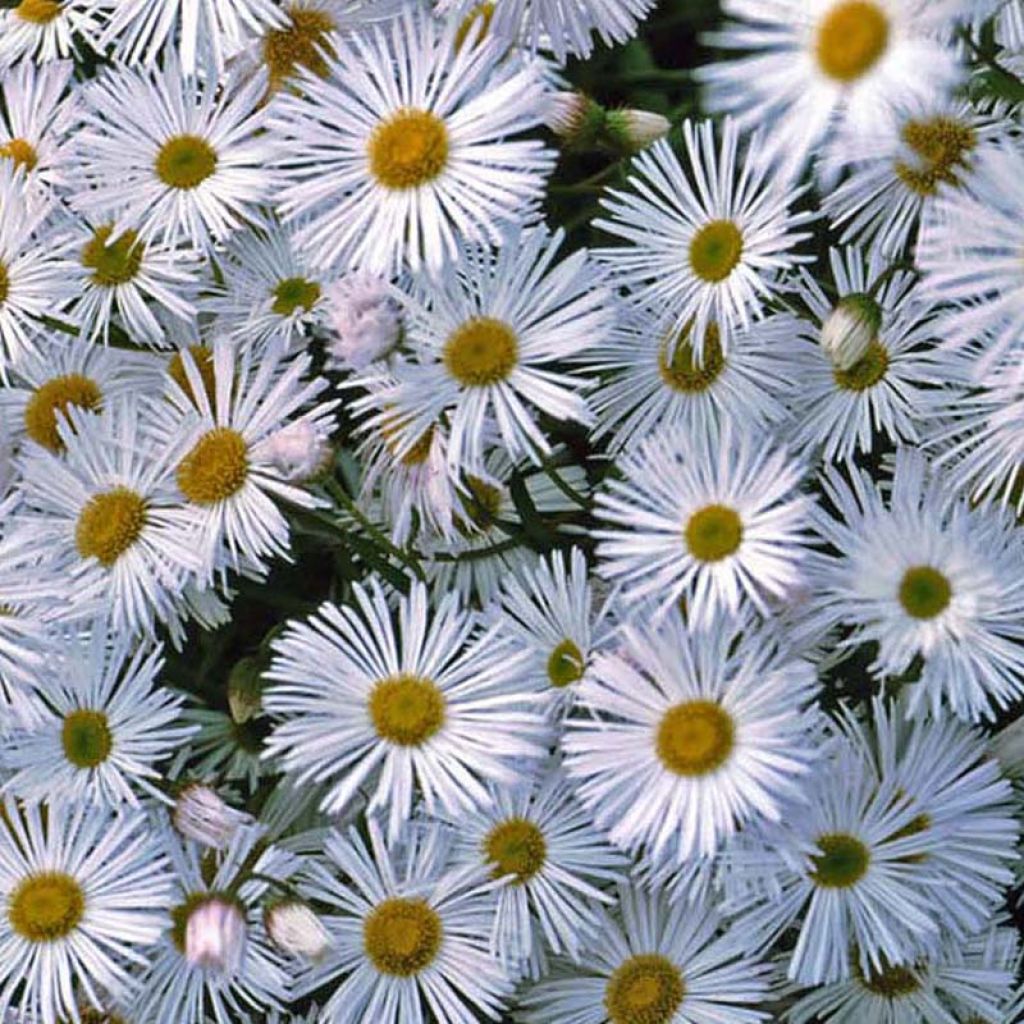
[244,0,406,96]
[787,924,1020,1024]
[263,579,549,839]
[0,167,75,372]
[67,217,199,347]
[435,0,657,62]
[0,1,104,68]
[491,546,614,716]
[917,143,1024,379]
[839,699,1019,944]
[0,336,156,454]
[812,448,1024,721]
[0,799,172,1024]
[586,300,799,452]
[207,221,328,354]
[295,819,514,1024]
[419,445,588,605]
[269,6,556,276]
[3,628,195,806]
[74,58,273,253]
[0,60,76,196]
[448,761,628,978]
[783,247,938,463]
[132,824,293,1024]
[594,423,812,626]
[698,0,964,180]
[372,225,612,472]
[517,881,773,1024]
[14,396,206,640]
[146,340,337,580]
[922,361,1024,518]
[563,609,820,865]
[96,0,286,76]
[722,735,947,984]
[823,99,1014,257]
[593,120,813,352]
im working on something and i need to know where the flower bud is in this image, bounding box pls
[253,420,333,482]
[173,783,253,850]
[820,292,882,370]
[265,899,331,962]
[228,655,264,725]
[323,272,402,370]
[185,896,247,974]
[605,109,671,153]
[545,91,607,150]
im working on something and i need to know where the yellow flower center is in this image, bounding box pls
[81,225,144,287]
[15,0,62,24]
[604,953,686,1024]
[61,709,113,768]
[382,419,435,468]
[484,817,547,883]
[443,316,519,387]
[832,339,889,391]
[684,504,743,562]
[689,220,743,283]
[368,674,445,746]
[176,427,249,505]
[898,565,951,620]
[79,1010,127,1024]
[0,263,8,306]
[547,638,585,688]
[155,135,218,190]
[167,345,217,409]
[75,487,148,566]
[0,138,38,171]
[368,109,449,190]
[856,956,922,996]
[262,7,336,93]
[816,1,890,82]
[363,898,443,976]
[810,832,870,887]
[271,276,321,317]
[895,116,977,197]
[24,374,103,452]
[658,322,725,393]
[455,2,496,50]
[8,872,85,942]
[656,699,735,776]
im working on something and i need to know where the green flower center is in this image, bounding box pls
[689,220,743,283]
[547,638,585,688]
[271,276,321,317]
[81,225,144,286]
[810,832,870,888]
[659,322,725,393]
[61,709,113,768]
[832,339,889,391]
[155,135,218,190]
[684,504,743,562]
[898,566,951,620]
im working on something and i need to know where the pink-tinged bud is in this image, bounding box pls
[185,897,247,974]
[323,272,402,371]
[252,420,333,482]
[545,91,606,149]
[173,784,252,850]
[605,109,671,152]
[265,900,331,961]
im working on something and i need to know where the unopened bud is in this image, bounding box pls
[253,420,333,482]
[820,292,882,370]
[605,109,671,153]
[265,900,332,962]
[185,896,247,974]
[174,783,253,850]
[228,656,264,725]
[323,272,402,371]
[545,91,606,150]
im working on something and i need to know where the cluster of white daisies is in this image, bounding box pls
[0,0,1023,1022]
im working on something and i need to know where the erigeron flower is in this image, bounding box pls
[0,799,172,1024]
[594,119,813,352]
[0,0,104,68]
[269,6,556,275]
[595,422,813,626]
[74,57,273,253]
[172,783,254,850]
[370,225,612,472]
[698,0,964,181]
[323,272,403,371]
[263,579,549,839]
[812,448,1024,722]
[3,627,195,807]
[517,882,773,1024]
[294,820,514,1024]
[563,609,821,865]
[264,899,331,962]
